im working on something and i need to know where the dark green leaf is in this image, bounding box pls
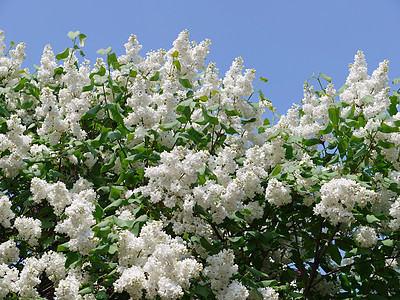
[101,153,116,173]
[56,48,70,60]
[328,107,340,126]
[224,107,241,117]
[78,33,86,47]
[241,117,257,125]
[82,105,101,120]
[380,122,399,133]
[179,77,192,89]
[66,252,81,269]
[110,104,124,123]
[245,265,269,278]
[149,71,160,81]
[21,99,34,109]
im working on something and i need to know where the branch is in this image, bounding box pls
[304,222,339,298]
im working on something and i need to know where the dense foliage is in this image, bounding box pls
[1,29,400,299]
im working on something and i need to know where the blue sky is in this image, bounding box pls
[1,0,399,116]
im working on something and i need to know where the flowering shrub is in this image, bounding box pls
[0,29,400,299]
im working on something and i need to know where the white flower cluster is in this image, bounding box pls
[203,249,248,299]
[314,178,376,225]
[14,216,42,246]
[341,51,390,119]
[255,287,279,300]
[30,177,72,216]
[389,196,400,229]
[0,115,32,177]
[0,263,18,299]
[0,240,19,264]
[0,30,25,83]
[265,178,292,206]
[55,181,98,255]
[0,195,15,227]
[114,221,202,299]
[354,225,378,248]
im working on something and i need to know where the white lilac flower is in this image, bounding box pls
[115,221,202,299]
[0,195,15,227]
[355,225,378,248]
[265,178,292,207]
[314,178,376,225]
[14,216,42,246]
[0,240,19,264]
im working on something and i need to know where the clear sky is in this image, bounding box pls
[1,0,399,116]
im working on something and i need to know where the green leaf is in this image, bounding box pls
[381,239,394,247]
[93,74,107,86]
[110,104,124,123]
[241,117,257,125]
[363,95,375,104]
[380,122,399,133]
[56,47,70,60]
[66,252,81,270]
[319,122,333,135]
[245,265,269,278]
[108,244,118,255]
[57,242,70,252]
[159,121,180,131]
[124,153,143,163]
[68,31,80,40]
[81,105,101,120]
[194,285,212,298]
[328,244,342,265]
[101,153,116,173]
[200,237,218,253]
[302,138,320,146]
[78,33,86,47]
[220,122,238,134]
[41,237,54,249]
[110,186,124,200]
[107,130,122,141]
[105,199,124,211]
[259,280,278,287]
[79,286,94,295]
[271,165,281,177]
[328,107,340,126]
[149,71,160,81]
[21,99,34,109]
[179,77,192,89]
[171,50,179,58]
[224,107,241,117]
[93,202,104,221]
[366,214,380,224]
[320,72,332,83]
[107,53,120,70]
[260,77,268,83]
[173,60,182,72]
[392,78,400,85]
[97,47,112,56]
[337,84,348,94]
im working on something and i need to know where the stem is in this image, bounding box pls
[304,222,339,298]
